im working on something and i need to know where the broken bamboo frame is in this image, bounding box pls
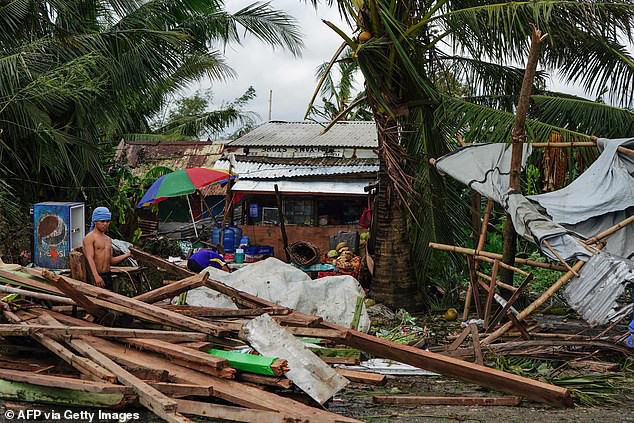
[543,240,579,276]
[429,242,567,272]
[482,260,584,345]
[463,199,495,320]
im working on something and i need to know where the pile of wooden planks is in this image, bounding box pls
[0,249,575,422]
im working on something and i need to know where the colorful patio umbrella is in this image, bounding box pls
[137,167,234,238]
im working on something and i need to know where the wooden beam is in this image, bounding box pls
[150,383,213,398]
[236,374,293,389]
[486,273,532,332]
[470,323,484,366]
[124,338,229,369]
[130,247,194,278]
[68,338,189,422]
[335,369,386,386]
[372,396,521,406]
[176,399,318,423]
[1,309,117,383]
[160,305,290,318]
[0,284,74,305]
[40,271,108,320]
[81,336,359,422]
[328,326,572,407]
[31,268,228,337]
[133,273,207,304]
[0,369,131,395]
[0,324,207,342]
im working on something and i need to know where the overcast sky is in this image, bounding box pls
[202,1,349,125]
[195,1,622,131]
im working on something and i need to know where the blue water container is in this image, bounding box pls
[211,224,222,246]
[224,226,243,253]
[211,225,243,253]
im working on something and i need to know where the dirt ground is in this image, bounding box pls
[2,374,633,423]
[328,376,634,423]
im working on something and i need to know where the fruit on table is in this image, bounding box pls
[327,249,339,258]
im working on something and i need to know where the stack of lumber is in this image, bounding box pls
[0,250,575,422]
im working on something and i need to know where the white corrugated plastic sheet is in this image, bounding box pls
[214,159,378,179]
[231,179,370,195]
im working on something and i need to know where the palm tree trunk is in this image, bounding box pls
[370,112,422,311]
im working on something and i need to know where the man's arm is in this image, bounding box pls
[82,235,105,287]
[111,252,132,266]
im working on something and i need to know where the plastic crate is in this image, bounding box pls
[245,246,274,256]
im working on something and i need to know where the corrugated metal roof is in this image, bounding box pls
[563,251,634,326]
[227,121,378,148]
[232,180,370,195]
[214,157,378,179]
[114,140,225,177]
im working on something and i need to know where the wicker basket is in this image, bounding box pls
[287,241,321,267]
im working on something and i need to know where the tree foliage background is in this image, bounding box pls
[0,0,302,255]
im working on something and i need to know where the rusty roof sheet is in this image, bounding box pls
[227,121,378,148]
[114,140,225,177]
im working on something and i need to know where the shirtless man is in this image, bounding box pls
[83,207,131,290]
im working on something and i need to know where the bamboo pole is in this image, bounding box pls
[476,271,517,292]
[429,242,567,272]
[542,240,578,276]
[532,139,634,155]
[482,260,584,345]
[0,284,75,305]
[583,214,634,246]
[463,199,495,320]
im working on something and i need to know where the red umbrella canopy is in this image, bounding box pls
[138,168,233,208]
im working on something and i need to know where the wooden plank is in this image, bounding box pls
[0,379,134,408]
[507,312,531,340]
[133,273,207,304]
[335,369,386,386]
[160,305,290,318]
[68,338,188,422]
[486,273,532,332]
[1,309,117,383]
[170,359,236,379]
[326,325,572,407]
[176,399,318,423]
[81,336,359,422]
[150,383,213,398]
[282,327,346,339]
[237,374,293,389]
[372,396,521,406]
[0,269,63,295]
[447,326,471,351]
[130,247,194,278]
[40,270,108,320]
[320,357,360,365]
[470,323,484,366]
[466,256,482,318]
[0,284,74,305]
[0,369,131,395]
[30,268,228,337]
[0,324,207,342]
[124,338,229,369]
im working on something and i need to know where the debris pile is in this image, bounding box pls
[0,248,576,422]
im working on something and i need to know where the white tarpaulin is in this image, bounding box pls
[435,138,634,261]
[186,257,371,332]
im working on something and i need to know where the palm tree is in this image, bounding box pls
[308,48,372,121]
[308,0,634,310]
[0,0,302,216]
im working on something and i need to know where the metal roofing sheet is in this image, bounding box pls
[563,251,634,326]
[227,121,378,148]
[214,158,378,179]
[114,140,224,177]
[231,180,370,195]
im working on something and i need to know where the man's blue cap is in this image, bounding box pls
[90,207,112,230]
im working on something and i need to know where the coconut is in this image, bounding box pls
[358,31,372,43]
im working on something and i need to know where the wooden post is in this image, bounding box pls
[501,28,547,285]
[219,163,233,253]
[483,260,499,327]
[274,184,290,262]
[463,199,494,320]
